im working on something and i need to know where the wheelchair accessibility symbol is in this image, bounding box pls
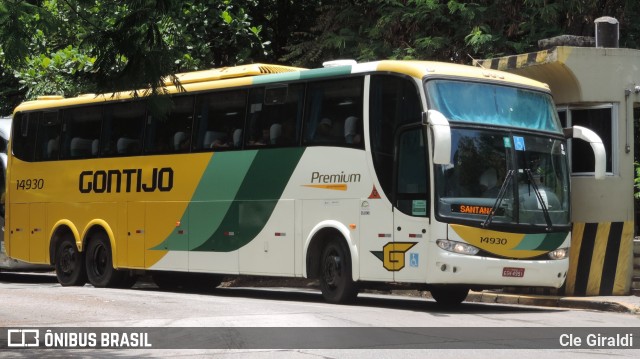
[409,253,419,267]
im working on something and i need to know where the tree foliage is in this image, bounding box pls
[284,0,640,66]
[1,0,639,115]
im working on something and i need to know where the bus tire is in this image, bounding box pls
[85,232,124,288]
[430,287,469,307]
[319,238,358,304]
[55,236,87,287]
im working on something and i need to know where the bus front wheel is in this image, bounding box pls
[85,232,124,288]
[319,239,358,304]
[430,287,469,307]
[55,236,87,286]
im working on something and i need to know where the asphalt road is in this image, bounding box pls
[0,271,638,358]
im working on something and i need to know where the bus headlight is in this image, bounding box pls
[436,239,480,256]
[548,247,568,260]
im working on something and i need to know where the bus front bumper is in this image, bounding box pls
[426,251,568,288]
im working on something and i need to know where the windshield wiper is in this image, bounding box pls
[482,169,514,228]
[524,169,553,230]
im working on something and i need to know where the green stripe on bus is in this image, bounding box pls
[192,147,305,252]
[251,65,353,85]
[534,232,567,251]
[513,232,566,251]
[513,233,546,250]
[299,66,353,80]
[152,151,257,251]
[252,71,302,85]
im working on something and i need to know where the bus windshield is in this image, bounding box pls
[426,80,562,133]
[435,129,570,230]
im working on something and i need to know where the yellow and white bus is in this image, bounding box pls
[4,60,605,305]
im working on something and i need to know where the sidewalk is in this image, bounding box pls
[466,290,640,314]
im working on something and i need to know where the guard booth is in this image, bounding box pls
[478,19,639,296]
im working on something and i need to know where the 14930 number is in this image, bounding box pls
[16,178,44,190]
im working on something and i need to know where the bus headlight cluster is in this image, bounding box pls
[436,239,480,256]
[548,247,568,260]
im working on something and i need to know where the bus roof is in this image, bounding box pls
[13,60,549,113]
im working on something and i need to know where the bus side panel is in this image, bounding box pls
[7,203,30,261]
[126,202,145,269]
[188,201,238,274]
[358,198,394,282]
[145,202,188,271]
[29,203,47,263]
[238,199,295,276]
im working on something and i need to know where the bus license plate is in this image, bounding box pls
[502,267,525,277]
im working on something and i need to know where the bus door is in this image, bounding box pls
[392,126,430,282]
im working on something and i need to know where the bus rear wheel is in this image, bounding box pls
[85,232,124,288]
[55,236,87,286]
[430,287,469,307]
[319,239,358,304]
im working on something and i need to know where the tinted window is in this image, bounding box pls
[246,84,304,148]
[195,90,247,150]
[369,75,421,198]
[101,102,146,156]
[12,112,38,162]
[34,111,61,161]
[396,127,429,216]
[145,96,194,154]
[304,78,363,147]
[61,106,103,159]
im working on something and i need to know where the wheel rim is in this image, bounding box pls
[59,243,77,276]
[322,249,341,288]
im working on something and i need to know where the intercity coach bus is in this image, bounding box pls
[4,60,605,305]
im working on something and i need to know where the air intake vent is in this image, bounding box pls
[167,64,305,86]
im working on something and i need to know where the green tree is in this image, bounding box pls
[283,0,640,65]
[0,0,269,115]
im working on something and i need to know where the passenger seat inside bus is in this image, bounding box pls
[117,137,141,155]
[233,129,242,147]
[70,137,97,157]
[174,132,187,151]
[46,138,59,159]
[344,116,360,144]
[269,123,282,145]
[203,131,227,148]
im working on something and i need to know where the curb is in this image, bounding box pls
[466,291,640,314]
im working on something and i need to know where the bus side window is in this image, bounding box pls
[369,75,422,199]
[102,102,146,156]
[144,95,195,154]
[61,106,103,159]
[396,127,429,217]
[303,77,363,147]
[12,112,39,162]
[246,88,267,146]
[262,84,304,147]
[34,111,61,161]
[195,90,246,150]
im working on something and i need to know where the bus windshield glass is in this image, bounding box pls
[435,129,570,229]
[426,80,562,133]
